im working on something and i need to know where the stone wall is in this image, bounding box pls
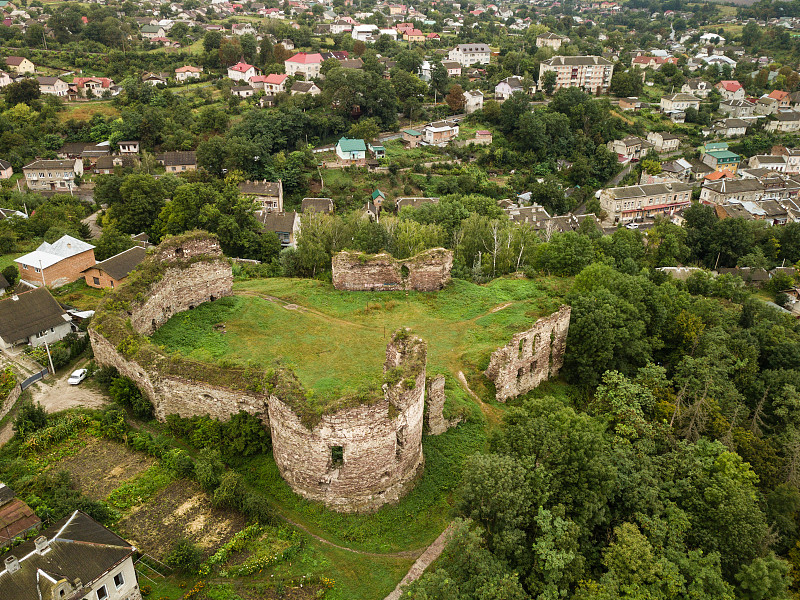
[268,334,427,513]
[484,305,571,402]
[130,238,233,336]
[425,375,462,435]
[0,382,22,423]
[90,329,269,425]
[332,248,453,292]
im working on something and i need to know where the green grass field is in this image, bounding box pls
[151,277,568,404]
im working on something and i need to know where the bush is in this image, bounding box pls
[195,448,225,492]
[109,377,154,419]
[212,471,245,509]
[13,399,48,436]
[163,448,195,477]
[94,365,119,388]
[241,492,276,525]
[165,539,203,573]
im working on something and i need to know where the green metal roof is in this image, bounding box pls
[706,150,740,160]
[705,142,729,150]
[403,129,422,136]
[337,137,367,152]
[371,189,385,200]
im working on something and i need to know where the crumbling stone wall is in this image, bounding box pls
[130,239,233,336]
[332,248,453,292]
[90,329,269,426]
[425,375,462,435]
[484,305,571,402]
[268,335,427,513]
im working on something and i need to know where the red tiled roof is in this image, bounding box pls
[229,62,255,72]
[286,52,323,64]
[718,80,743,91]
[0,498,40,544]
[265,73,288,84]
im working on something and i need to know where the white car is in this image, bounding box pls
[68,369,88,385]
[625,222,639,230]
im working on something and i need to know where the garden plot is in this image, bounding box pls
[116,479,246,560]
[53,436,155,500]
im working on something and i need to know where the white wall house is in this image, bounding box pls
[448,44,491,67]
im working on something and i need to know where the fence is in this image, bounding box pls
[21,369,49,390]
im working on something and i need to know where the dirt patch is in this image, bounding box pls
[117,480,246,560]
[29,374,108,414]
[54,437,156,500]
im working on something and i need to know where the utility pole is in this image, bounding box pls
[43,340,55,374]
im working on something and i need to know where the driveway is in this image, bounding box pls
[0,365,108,447]
[81,210,102,239]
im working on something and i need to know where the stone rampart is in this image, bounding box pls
[484,305,571,402]
[425,375,462,435]
[332,248,453,292]
[89,329,269,424]
[268,334,426,512]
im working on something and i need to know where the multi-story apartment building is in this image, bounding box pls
[599,182,693,223]
[699,178,765,205]
[22,159,83,191]
[538,56,613,94]
[447,44,491,67]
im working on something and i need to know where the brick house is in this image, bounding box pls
[0,511,141,600]
[82,246,146,289]
[16,235,96,288]
[22,159,83,192]
[0,287,72,349]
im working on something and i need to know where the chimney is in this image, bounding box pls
[4,555,19,574]
[35,536,49,554]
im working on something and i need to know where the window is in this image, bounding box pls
[331,446,343,467]
[113,572,124,588]
[96,585,108,600]
[93,277,100,285]
[34,267,40,273]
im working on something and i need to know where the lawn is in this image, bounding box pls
[151,276,567,403]
[58,101,120,123]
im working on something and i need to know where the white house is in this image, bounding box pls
[227,62,258,82]
[232,22,257,36]
[464,90,484,114]
[0,287,73,349]
[0,511,140,600]
[495,76,524,100]
[284,52,324,79]
[352,24,379,41]
[335,137,367,162]
[36,76,68,97]
[175,65,202,81]
[448,43,491,67]
[660,93,700,112]
[261,73,288,93]
[423,121,459,146]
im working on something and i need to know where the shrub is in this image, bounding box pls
[94,365,119,387]
[109,377,154,419]
[240,492,276,525]
[195,449,225,492]
[163,448,195,477]
[13,399,48,436]
[165,539,203,573]
[212,471,245,509]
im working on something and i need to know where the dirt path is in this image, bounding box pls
[458,370,502,425]
[384,523,456,600]
[81,210,102,239]
[274,509,423,559]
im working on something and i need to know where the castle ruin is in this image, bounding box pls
[484,305,572,402]
[332,248,453,292]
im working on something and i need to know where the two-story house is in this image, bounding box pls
[536,32,569,50]
[660,93,700,112]
[36,77,68,97]
[599,181,693,223]
[5,56,34,73]
[22,159,83,192]
[239,180,284,211]
[284,52,324,79]
[15,235,96,289]
[702,149,741,173]
[227,61,258,82]
[423,121,459,146]
[464,90,484,114]
[715,80,745,101]
[767,111,800,133]
[175,65,203,81]
[0,511,141,600]
[495,76,524,100]
[646,131,681,153]
[719,99,756,118]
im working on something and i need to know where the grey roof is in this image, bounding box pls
[396,197,439,211]
[0,287,68,344]
[157,151,196,166]
[662,93,700,102]
[239,180,281,196]
[605,182,692,200]
[94,156,138,170]
[301,197,334,213]
[290,81,318,93]
[453,43,490,52]
[256,211,298,233]
[0,159,11,170]
[542,55,612,66]
[22,159,79,170]
[86,246,146,280]
[704,178,764,194]
[775,111,800,122]
[0,511,135,600]
[35,76,62,85]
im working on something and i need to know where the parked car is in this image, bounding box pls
[625,222,639,230]
[68,368,88,385]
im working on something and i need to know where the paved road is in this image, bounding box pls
[82,210,103,239]
[608,162,634,187]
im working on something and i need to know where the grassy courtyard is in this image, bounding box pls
[151,276,569,405]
